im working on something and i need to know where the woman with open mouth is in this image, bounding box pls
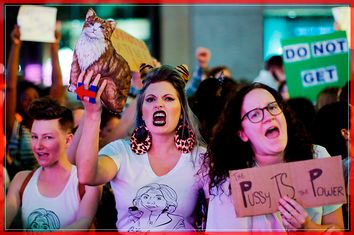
[74,64,207,232]
[204,82,344,232]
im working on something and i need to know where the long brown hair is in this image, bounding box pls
[204,83,314,195]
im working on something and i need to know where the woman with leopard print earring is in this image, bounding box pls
[74,64,208,232]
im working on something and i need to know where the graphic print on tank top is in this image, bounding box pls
[26,208,60,231]
[127,183,185,232]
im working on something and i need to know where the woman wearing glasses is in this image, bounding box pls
[204,83,344,231]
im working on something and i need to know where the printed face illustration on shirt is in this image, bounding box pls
[27,208,60,231]
[128,183,185,231]
[141,189,168,212]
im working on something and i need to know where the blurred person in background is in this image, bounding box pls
[315,86,340,111]
[254,55,285,91]
[186,47,211,97]
[6,24,65,177]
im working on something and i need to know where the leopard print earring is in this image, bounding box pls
[130,121,152,155]
[174,121,196,154]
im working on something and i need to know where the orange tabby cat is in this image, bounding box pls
[69,8,131,114]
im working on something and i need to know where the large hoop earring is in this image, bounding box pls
[130,122,152,155]
[174,121,196,153]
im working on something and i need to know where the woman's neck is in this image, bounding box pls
[150,134,177,155]
[254,153,285,167]
[147,133,181,176]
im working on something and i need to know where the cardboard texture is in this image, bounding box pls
[17,5,57,43]
[111,28,153,72]
[229,156,346,217]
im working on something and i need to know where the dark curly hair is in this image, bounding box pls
[190,78,239,143]
[28,97,74,133]
[204,83,314,195]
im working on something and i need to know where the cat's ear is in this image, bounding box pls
[107,20,117,31]
[176,64,190,83]
[139,63,154,81]
[86,8,96,19]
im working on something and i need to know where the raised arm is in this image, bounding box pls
[49,23,65,105]
[76,71,118,186]
[108,72,141,140]
[186,47,210,97]
[5,25,21,140]
[67,116,84,164]
[63,185,102,230]
[110,98,137,140]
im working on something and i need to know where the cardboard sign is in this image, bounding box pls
[281,31,349,103]
[17,5,57,43]
[229,156,346,217]
[111,28,153,72]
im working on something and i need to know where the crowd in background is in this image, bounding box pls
[3,20,351,232]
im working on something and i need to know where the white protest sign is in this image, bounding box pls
[17,5,57,43]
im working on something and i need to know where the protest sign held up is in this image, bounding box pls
[282,31,349,103]
[229,156,346,217]
[17,5,57,43]
[111,28,153,72]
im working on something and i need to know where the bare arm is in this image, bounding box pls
[110,98,137,140]
[67,117,84,164]
[106,72,141,141]
[49,24,65,105]
[76,71,118,186]
[5,171,31,229]
[5,25,21,140]
[63,185,102,230]
[304,207,344,231]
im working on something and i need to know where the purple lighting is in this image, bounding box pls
[25,64,42,85]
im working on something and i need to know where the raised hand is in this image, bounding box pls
[131,71,143,90]
[278,196,308,231]
[195,47,211,69]
[10,25,21,46]
[51,21,62,50]
[78,70,107,116]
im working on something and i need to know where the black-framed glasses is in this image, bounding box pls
[241,101,282,123]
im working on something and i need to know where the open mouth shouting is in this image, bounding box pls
[153,111,166,126]
[36,152,49,158]
[265,126,280,139]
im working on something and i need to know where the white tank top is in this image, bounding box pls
[21,166,81,231]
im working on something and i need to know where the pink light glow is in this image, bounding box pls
[25,64,42,85]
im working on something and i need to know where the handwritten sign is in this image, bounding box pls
[111,28,153,72]
[229,156,346,217]
[282,31,349,103]
[17,5,57,43]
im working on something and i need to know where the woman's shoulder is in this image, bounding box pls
[99,138,131,154]
[106,138,130,146]
[9,168,40,192]
[14,170,36,182]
